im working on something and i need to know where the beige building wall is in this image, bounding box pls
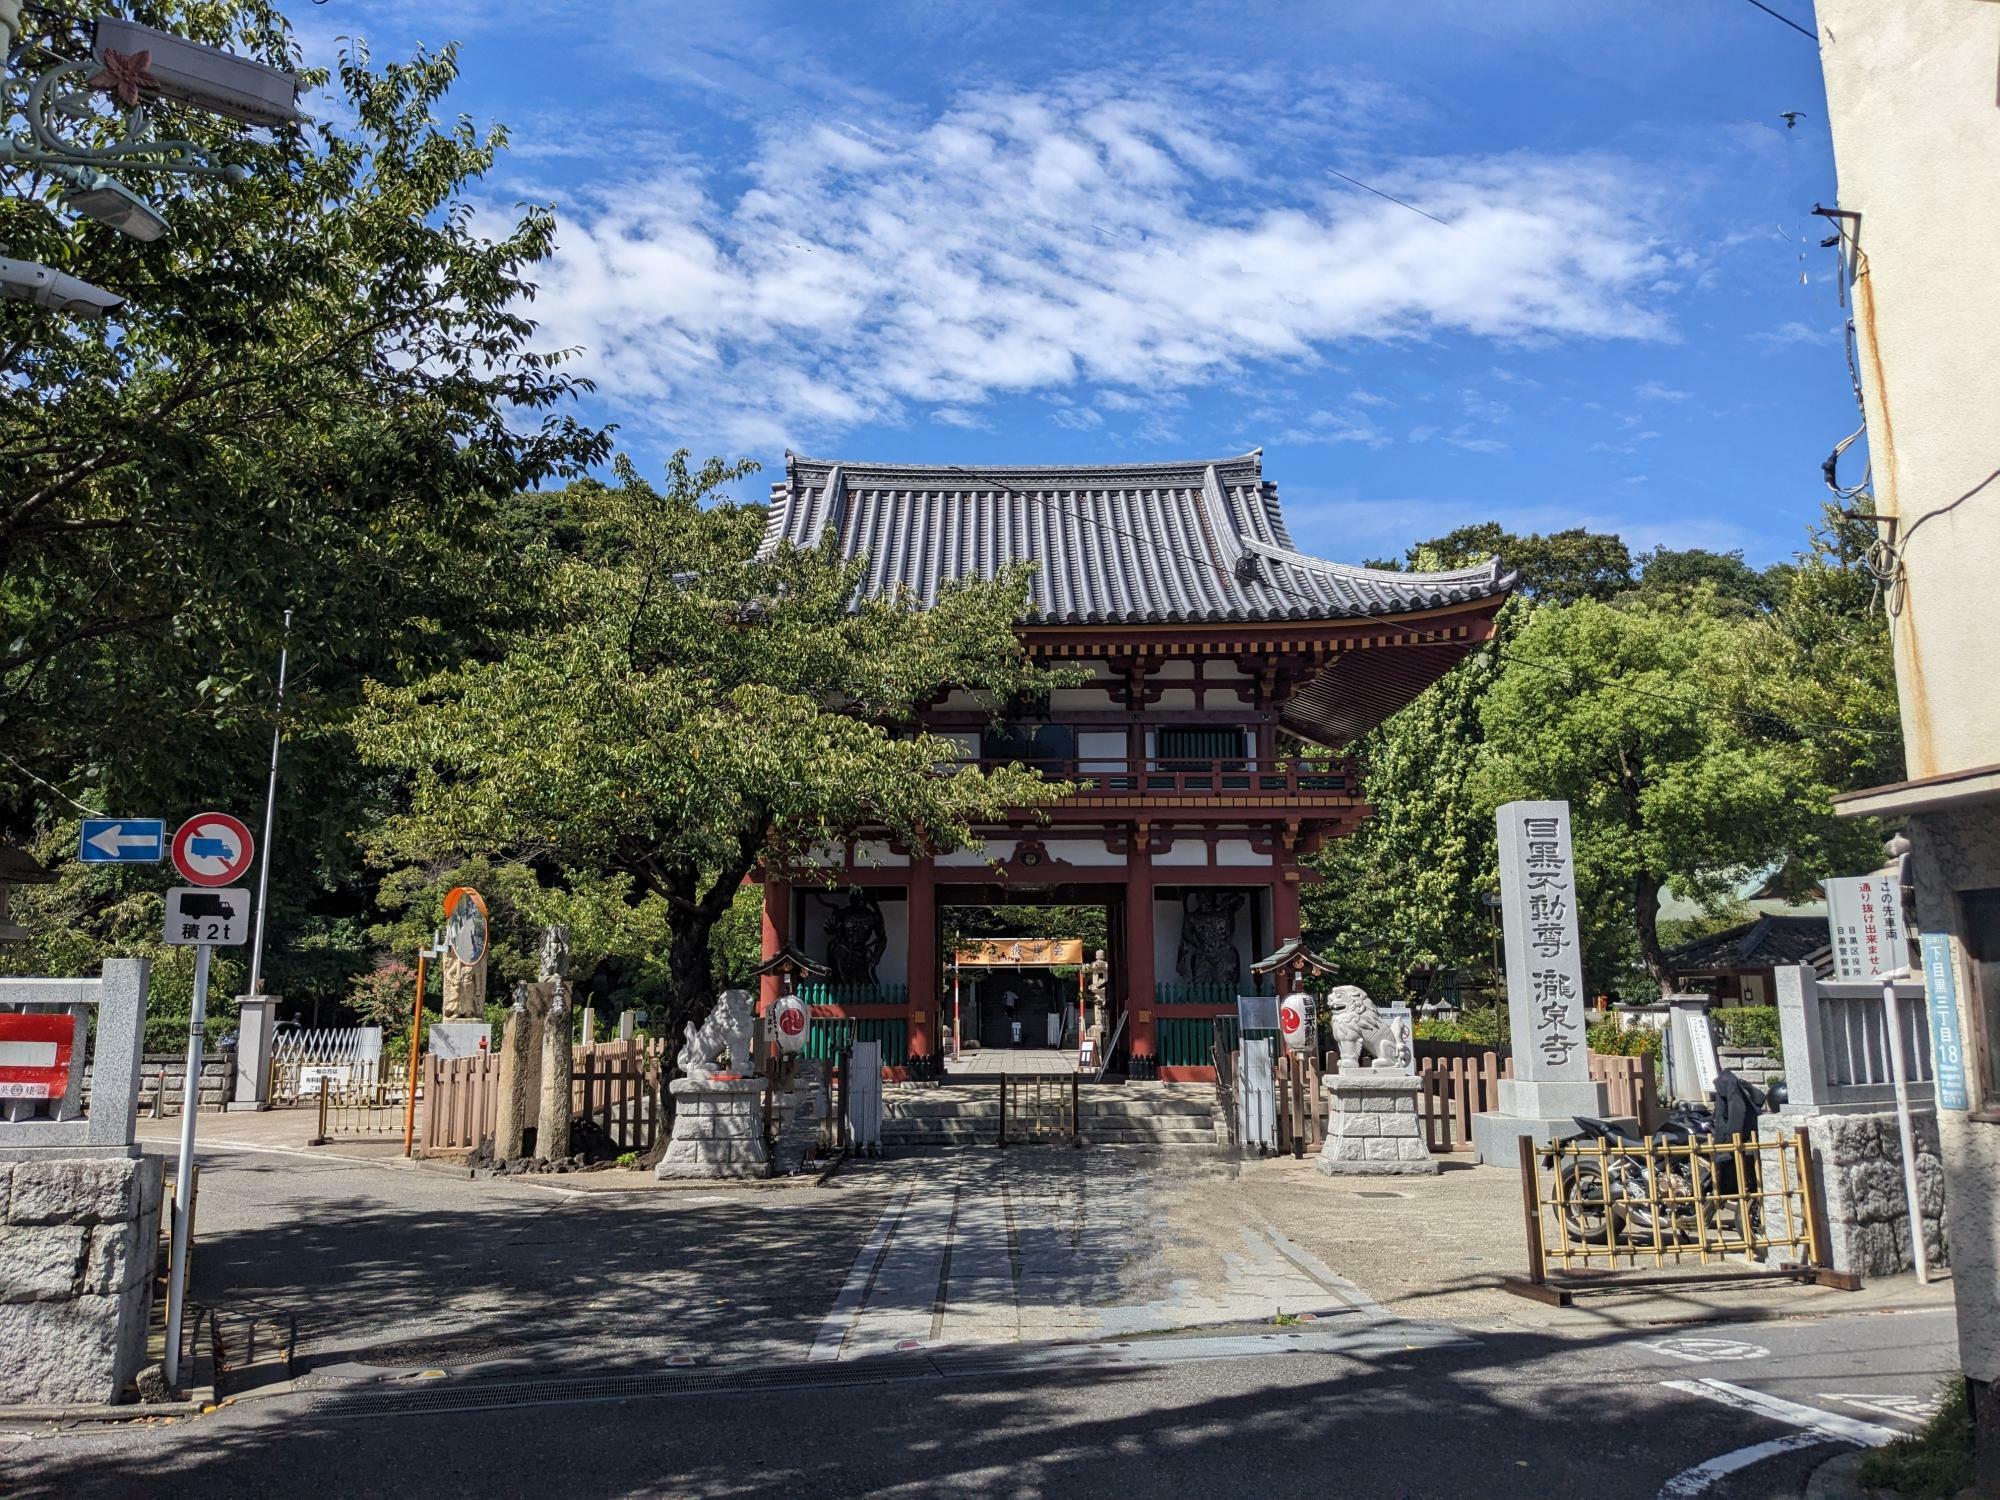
[1818,0,2000,781]
[1819,2,2000,1468]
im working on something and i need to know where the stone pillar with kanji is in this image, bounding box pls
[1470,799,1609,1163]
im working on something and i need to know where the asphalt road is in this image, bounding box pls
[0,1137,1961,1499]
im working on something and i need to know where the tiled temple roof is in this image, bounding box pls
[763,450,1512,625]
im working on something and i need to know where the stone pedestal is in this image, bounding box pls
[227,997,277,1111]
[1317,1070,1439,1176]
[0,1155,165,1405]
[1470,1077,1613,1164]
[656,1078,769,1180]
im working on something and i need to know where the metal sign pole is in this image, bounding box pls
[164,941,211,1387]
[245,609,292,998]
[1877,965,1930,1284]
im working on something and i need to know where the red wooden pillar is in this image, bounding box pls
[759,877,791,1009]
[1271,868,1301,952]
[1124,825,1156,1075]
[907,860,937,1061]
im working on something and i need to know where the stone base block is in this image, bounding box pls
[657,1079,770,1181]
[1469,1109,1632,1165]
[1317,1073,1439,1177]
[1496,1078,1608,1121]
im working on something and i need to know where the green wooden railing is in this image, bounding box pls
[797,982,909,1008]
[805,1016,909,1065]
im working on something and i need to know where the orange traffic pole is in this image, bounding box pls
[401,946,429,1156]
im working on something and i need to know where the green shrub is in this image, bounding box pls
[142,1015,236,1056]
[1716,1005,1782,1053]
[1413,1018,1468,1043]
[1587,1020,1660,1059]
[1857,1378,1973,1499]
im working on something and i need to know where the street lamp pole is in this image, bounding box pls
[245,609,291,998]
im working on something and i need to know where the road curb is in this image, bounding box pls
[1805,1448,1878,1500]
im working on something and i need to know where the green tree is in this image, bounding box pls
[1,6,605,1006]
[1633,546,1777,611]
[1473,593,1825,994]
[1371,523,1632,604]
[356,456,1068,1039]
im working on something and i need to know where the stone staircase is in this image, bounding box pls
[879,1082,1223,1149]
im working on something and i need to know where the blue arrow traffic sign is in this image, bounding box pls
[79,819,166,864]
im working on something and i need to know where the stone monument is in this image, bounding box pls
[492,924,569,1162]
[656,989,767,1180]
[1316,986,1438,1176]
[533,926,573,1162]
[1470,800,1609,1164]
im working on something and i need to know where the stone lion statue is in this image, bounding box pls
[677,988,759,1082]
[1326,985,1406,1072]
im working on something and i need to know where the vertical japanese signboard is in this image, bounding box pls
[1496,800,1588,1082]
[1826,873,1907,981]
[1919,932,1971,1111]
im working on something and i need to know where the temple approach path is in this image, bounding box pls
[0,1126,1961,1499]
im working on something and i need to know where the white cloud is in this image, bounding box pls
[519,75,1673,450]
[1748,320,1834,350]
[1634,379,1691,401]
[1348,388,1397,408]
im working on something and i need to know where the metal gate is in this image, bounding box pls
[1507,1130,1861,1305]
[997,1072,1079,1146]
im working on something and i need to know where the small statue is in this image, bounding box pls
[820,891,886,985]
[677,989,760,1082]
[1176,891,1246,986]
[1086,948,1110,1037]
[1325,984,1406,1072]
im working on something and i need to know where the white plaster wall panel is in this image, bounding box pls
[1077,730,1126,769]
[1050,688,1119,713]
[1214,839,1270,867]
[1819,0,2000,780]
[935,839,1015,868]
[852,841,910,868]
[1152,842,1210,868]
[1156,661,1197,681]
[1151,688,1199,712]
[1043,840,1126,867]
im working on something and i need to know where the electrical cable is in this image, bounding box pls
[1740,0,1816,41]
[920,462,1902,743]
[1321,167,1454,228]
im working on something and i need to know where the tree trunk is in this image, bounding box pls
[1634,870,1675,997]
[665,920,719,1049]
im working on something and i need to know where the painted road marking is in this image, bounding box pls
[1658,1377,1901,1499]
[1821,1391,1942,1425]
[810,1187,915,1362]
[1642,1336,1770,1364]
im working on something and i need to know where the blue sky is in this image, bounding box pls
[296,0,1852,567]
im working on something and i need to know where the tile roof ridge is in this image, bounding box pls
[1236,535,1510,588]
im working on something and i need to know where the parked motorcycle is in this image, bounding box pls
[1546,1070,1771,1247]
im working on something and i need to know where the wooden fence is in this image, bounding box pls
[573,1040,665,1156]
[422,1053,501,1154]
[420,1038,670,1157]
[1268,1053,1456,1156]
[1416,1049,1662,1150]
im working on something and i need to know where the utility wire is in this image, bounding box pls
[1322,167,1453,228]
[1741,0,1816,41]
[927,462,1901,743]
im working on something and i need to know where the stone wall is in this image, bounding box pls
[1763,1110,1949,1278]
[0,1155,165,1406]
[82,1050,236,1117]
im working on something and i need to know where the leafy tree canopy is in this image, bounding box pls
[356,455,1071,1033]
[1371,522,1633,605]
[0,5,606,1005]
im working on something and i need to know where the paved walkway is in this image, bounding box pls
[945,1047,1077,1076]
